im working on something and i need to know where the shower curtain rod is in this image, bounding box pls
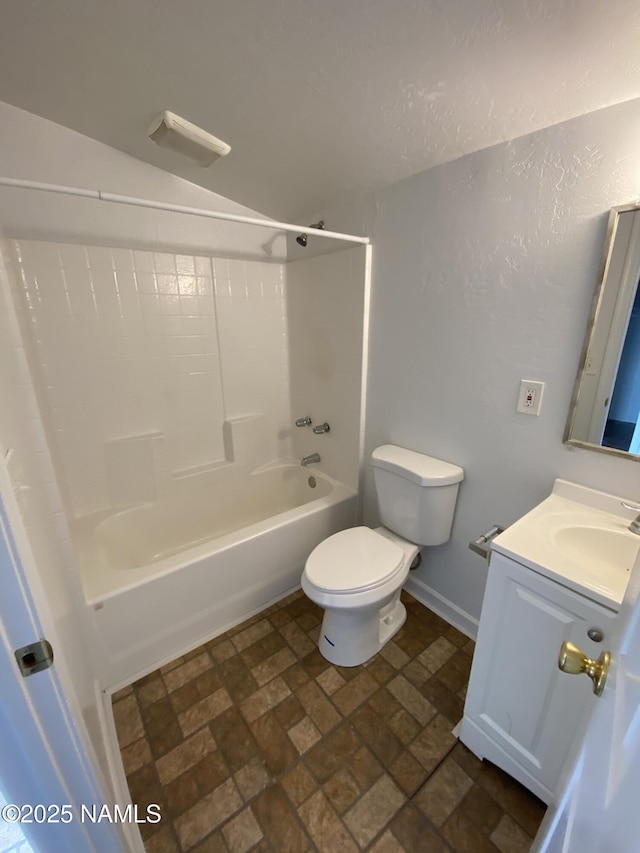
[0,177,370,245]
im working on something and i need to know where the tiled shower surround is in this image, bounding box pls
[113,591,545,852]
[8,240,290,516]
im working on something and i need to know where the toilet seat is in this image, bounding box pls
[305,526,405,594]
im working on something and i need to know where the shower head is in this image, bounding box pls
[296,221,325,247]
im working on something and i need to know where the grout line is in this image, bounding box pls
[409,738,459,802]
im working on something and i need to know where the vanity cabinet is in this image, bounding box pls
[459,550,617,804]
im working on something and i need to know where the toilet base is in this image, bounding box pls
[317,591,407,667]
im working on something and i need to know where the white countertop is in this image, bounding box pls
[491,479,640,611]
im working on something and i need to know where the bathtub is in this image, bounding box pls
[72,463,357,688]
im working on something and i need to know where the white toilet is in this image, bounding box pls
[302,444,464,667]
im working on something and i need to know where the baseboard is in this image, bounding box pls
[405,575,479,641]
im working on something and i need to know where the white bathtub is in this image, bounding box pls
[72,463,357,688]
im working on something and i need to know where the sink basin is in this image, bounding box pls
[492,479,640,608]
[553,524,640,578]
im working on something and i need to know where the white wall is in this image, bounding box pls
[0,101,287,784]
[287,246,368,491]
[299,97,640,633]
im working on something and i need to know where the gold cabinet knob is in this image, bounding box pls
[558,641,610,696]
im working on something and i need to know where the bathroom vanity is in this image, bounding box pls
[459,479,639,804]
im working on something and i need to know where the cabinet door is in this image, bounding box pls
[461,552,616,800]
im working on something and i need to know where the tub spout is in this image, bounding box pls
[301,453,321,467]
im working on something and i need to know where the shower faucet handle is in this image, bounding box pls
[295,416,312,427]
[312,422,330,434]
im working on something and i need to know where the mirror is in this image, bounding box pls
[565,203,640,460]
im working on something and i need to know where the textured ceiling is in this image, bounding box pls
[1,0,640,219]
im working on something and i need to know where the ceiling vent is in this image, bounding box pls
[147,111,231,167]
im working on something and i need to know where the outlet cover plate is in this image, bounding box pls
[517,380,545,416]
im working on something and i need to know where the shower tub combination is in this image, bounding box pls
[1,178,370,691]
[72,462,356,688]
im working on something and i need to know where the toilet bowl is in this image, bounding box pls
[302,525,418,666]
[302,445,464,667]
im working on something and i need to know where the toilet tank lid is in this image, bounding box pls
[372,445,464,486]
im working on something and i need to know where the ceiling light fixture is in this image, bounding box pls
[147,111,231,167]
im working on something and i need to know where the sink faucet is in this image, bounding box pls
[301,453,321,467]
[622,502,640,535]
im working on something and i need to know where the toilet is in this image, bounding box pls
[302,444,464,667]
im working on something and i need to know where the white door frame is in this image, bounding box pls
[0,479,125,852]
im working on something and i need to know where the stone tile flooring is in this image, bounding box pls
[113,590,546,852]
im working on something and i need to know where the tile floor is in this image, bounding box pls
[113,590,546,852]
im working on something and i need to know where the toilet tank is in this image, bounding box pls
[371,445,464,546]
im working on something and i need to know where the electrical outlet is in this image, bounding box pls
[517,380,545,416]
